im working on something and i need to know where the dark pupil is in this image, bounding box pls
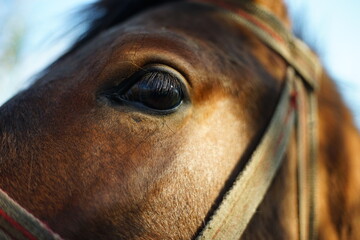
[122,71,183,110]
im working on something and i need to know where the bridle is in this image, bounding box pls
[0,1,321,239]
[194,1,321,240]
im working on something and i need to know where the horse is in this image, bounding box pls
[0,0,359,239]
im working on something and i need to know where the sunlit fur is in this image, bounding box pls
[0,0,359,239]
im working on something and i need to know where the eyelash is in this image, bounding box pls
[104,68,185,113]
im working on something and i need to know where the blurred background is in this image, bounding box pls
[0,0,359,128]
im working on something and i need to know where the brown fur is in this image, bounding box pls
[0,0,359,239]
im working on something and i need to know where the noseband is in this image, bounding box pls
[0,1,321,239]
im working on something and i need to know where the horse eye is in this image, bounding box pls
[120,71,184,111]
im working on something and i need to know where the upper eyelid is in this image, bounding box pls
[118,69,185,113]
[117,64,190,95]
[122,72,182,97]
[99,63,192,108]
[138,64,191,99]
[142,64,188,84]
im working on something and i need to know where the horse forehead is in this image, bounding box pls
[119,2,250,52]
[39,1,268,111]
[127,1,287,84]
[84,3,261,94]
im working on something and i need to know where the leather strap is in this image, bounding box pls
[195,0,322,90]
[196,68,297,240]
[294,76,310,240]
[0,189,62,240]
[294,75,318,240]
[194,1,320,239]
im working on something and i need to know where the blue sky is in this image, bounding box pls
[0,0,359,127]
[286,0,360,128]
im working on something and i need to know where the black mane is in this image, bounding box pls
[60,0,319,62]
[64,0,182,58]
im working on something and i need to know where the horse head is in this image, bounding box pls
[0,0,359,239]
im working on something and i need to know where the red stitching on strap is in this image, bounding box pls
[0,209,37,240]
[290,91,298,108]
[195,0,286,44]
[233,8,285,44]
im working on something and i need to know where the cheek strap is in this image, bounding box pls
[196,67,297,239]
[193,1,320,239]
